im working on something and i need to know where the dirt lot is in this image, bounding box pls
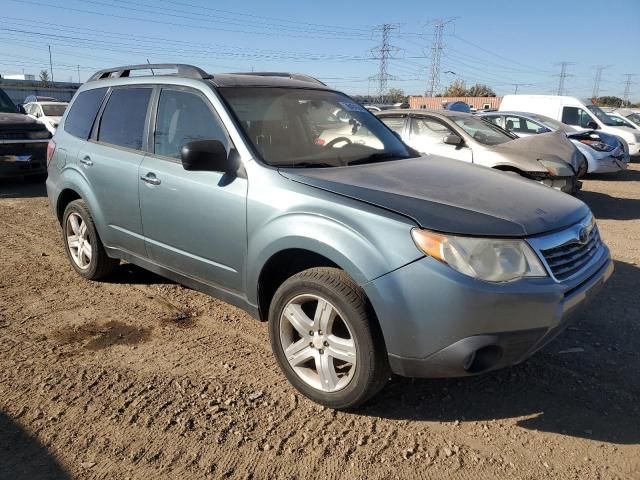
[1,164,639,480]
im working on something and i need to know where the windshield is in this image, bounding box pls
[626,113,640,127]
[586,104,616,126]
[42,104,67,117]
[528,113,565,131]
[0,89,18,113]
[218,87,416,168]
[450,114,514,145]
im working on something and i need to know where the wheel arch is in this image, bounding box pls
[256,248,340,321]
[53,172,108,240]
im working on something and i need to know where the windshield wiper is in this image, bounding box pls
[347,152,407,166]
[283,161,335,168]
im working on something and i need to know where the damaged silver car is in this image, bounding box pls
[377,109,582,194]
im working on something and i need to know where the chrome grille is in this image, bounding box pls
[540,224,602,281]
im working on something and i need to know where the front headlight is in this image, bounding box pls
[579,139,614,152]
[538,158,574,176]
[412,229,547,282]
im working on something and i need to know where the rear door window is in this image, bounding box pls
[64,88,107,139]
[98,87,152,150]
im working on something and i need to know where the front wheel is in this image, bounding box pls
[268,267,389,409]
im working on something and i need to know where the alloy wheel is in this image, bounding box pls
[279,294,357,393]
[66,212,92,269]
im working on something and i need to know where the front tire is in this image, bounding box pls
[62,199,119,280]
[268,267,389,409]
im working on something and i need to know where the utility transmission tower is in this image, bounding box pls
[622,74,636,106]
[591,65,610,98]
[369,24,399,103]
[48,45,54,83]
[427,18,455,97]
[554,61,574,95]
[510,83,532,94]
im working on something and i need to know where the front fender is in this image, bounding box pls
[246,211,421,306]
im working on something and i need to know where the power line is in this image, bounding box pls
[427,18,456,96]
[510,83,533,94]
[10,0,372,41]
[554,61,574,95]
[369,24,400,103]
[451,34,553,74]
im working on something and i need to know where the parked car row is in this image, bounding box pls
[376,109,583,193]
[498,95,640,157]
[44,64,613,408]
[479,111,629,174]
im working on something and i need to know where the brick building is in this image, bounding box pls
[408,96,503,110]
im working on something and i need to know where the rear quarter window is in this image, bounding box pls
[64,88,107,139]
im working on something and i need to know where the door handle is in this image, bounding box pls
[140,173,161,186]
[80,156,93,167]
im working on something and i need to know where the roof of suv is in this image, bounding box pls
[85,64,332,90]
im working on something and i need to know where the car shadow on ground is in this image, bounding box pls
[0,178,47,199]
[107,263,175,285]
[578,190,640,220]
[586,168,640,182]
[360,260,640,445]
[0,411,71,480]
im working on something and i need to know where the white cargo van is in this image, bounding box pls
[499,95,640,155]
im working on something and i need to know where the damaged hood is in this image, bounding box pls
[280,156,589,237]
[491,131,582,172]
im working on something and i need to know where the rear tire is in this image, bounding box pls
[268,267,389,409]
[62,199,118,280]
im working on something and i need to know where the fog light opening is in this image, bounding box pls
[463,345,503,374]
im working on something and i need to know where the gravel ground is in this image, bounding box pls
[1,164,639,480]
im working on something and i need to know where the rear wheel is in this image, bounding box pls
[62,199,118,280]
[268,267,389,409]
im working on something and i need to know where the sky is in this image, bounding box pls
[1,0,639,101]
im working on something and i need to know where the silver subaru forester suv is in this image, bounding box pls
[46,64,612,409]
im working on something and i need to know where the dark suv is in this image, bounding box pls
[0,87,51,179]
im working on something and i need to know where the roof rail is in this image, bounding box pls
[87,64,212,82]
[229,72,327,86]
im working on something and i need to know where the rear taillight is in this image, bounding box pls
[46,139,56,167]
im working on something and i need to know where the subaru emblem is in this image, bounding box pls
[579,227,589,244]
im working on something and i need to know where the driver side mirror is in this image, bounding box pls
[587,121,599,130]
[443,134,463,146]
[181,140,231,172]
